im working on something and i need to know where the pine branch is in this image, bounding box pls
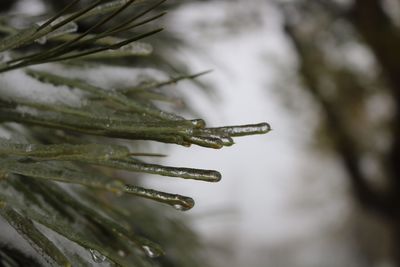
[0,1,271,266]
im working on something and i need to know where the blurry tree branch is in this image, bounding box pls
[281,0,400,263]
[349,0,400,201]
[283,22,398,219]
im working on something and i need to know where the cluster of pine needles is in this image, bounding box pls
[0,1,270,266]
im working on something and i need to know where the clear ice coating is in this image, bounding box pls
[204,122,271,137]
[120,42,153,55]
[228,122,271,135]
[171,197,195,211]
[89,248,106,263]
[142,245,160,258]
[191,119,206,128]
[35,18,78,44]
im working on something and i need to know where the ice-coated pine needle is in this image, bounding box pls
[0,205,72,267]
[0,138,130,161]
[85,158,222,182]
[197,122,271,137]
[124,185,195,211]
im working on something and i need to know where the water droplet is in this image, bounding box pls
[35,36,47,44]
[258,122,272,133]
[173,204,185,211]
[142,245,160,258]
[220,136,235,146]
[191,119,206,128]
[89,249,106,263]
[118,250,126,257]
[170,196,195,211]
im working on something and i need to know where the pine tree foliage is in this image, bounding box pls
[0,1,270,266]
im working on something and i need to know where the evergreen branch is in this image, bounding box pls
[0,1,272,265]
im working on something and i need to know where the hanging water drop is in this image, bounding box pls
[142,245,160,258]
[89,249,106,263]
[173,204,185,211]
[219,136,235,146]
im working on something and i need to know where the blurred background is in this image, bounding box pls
[2,0,400,266]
